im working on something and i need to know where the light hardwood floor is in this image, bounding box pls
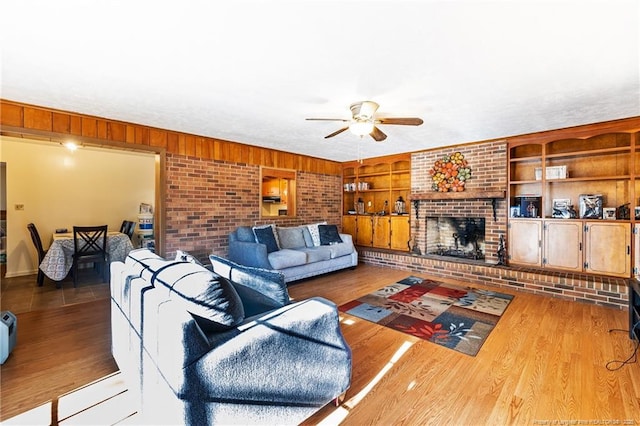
[1,265,639,425]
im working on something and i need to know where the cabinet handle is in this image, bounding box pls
[579,242,582,251]
[628,245,631,255]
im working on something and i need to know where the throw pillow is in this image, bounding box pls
[276,226,306,249]
[209,254,290,311]
[306,221,327,247]
[301,226,314,247]
[252,224,280,253]
[151,262,245,331]
[319,224,343,245]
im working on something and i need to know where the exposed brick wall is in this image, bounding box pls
[412,140,507,194]
[410,140,508,263]
[164,153,341,261]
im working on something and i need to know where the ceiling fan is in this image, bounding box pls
[306,101,423,142]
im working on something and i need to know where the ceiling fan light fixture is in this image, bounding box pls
[349,119,374,136]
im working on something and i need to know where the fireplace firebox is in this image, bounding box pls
[426,216,486,260]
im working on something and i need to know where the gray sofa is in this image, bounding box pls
[228,223,358,283]
[110,248,351,425]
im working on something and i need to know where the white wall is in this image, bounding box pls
[0,136,156,277]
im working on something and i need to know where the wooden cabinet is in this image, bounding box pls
[584,221,630,277]
[510,219,630,277]
[355,216,373,246]
[543,220,583,272]
[507,118,640,277]
[508,219,542,266]
[372,216,390,248]
[390,216,411,251]
[342,215,356,241]
[342,154,411,251]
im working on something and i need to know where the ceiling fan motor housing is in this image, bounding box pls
[350,101,379,120]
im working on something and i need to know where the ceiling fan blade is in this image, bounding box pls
[377,117,424,126]
[325,127,349,139]
[370,126,387,142]
[306,118,349,122]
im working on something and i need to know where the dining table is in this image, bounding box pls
[39,230,134,282]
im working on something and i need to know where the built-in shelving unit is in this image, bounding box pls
[506,117,640,278]
[342,154,411,251]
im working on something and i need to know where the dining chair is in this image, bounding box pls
[72,225,108,287]
[119,220,136,239]
[27,223,47,286]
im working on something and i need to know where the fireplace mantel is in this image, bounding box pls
[411,190,506,200]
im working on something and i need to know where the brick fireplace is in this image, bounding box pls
[409,140,508,264]
[425,216,486,260]
[357,139,630,310]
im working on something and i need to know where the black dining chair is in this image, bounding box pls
[72,225,108,287]
[27,223,47,287]
[119,220,136,239]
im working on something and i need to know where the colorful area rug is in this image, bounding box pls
[339,276,514,356]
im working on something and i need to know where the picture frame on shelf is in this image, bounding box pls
[552,198,572,219]
[603,207,616,220]
[635,206,640,220]
[579,194,603,219]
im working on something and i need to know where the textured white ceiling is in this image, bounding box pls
[1,0,639,162]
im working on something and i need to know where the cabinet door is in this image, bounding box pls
[390,216,411,251]
[508,219,542,266]
[356,216,373,246]
[544,220,583,272]
[342,215,356,241]
[372,216,390,249]
[584,222,631,277]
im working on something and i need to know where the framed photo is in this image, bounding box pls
[603,207,616,220]
[552,198,572,218]
[139,203,153,214]
[635,206,640,220]
[510,206,521,218]
[579,194,603,219]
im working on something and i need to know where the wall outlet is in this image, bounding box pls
[14,204,24,211]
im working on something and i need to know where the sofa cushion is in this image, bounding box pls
[150,262,245,331]
[276,226,306,249]
[268,249,307,269]
[209,254,289,307]
[299,247,332,263]
[306,221,327,247]
[326,241,355,259]
[319,224,343,245]
[252,224,280,253]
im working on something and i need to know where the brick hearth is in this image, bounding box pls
[358,248,629,310]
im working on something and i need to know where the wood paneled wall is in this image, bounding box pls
[0,100,342,175]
